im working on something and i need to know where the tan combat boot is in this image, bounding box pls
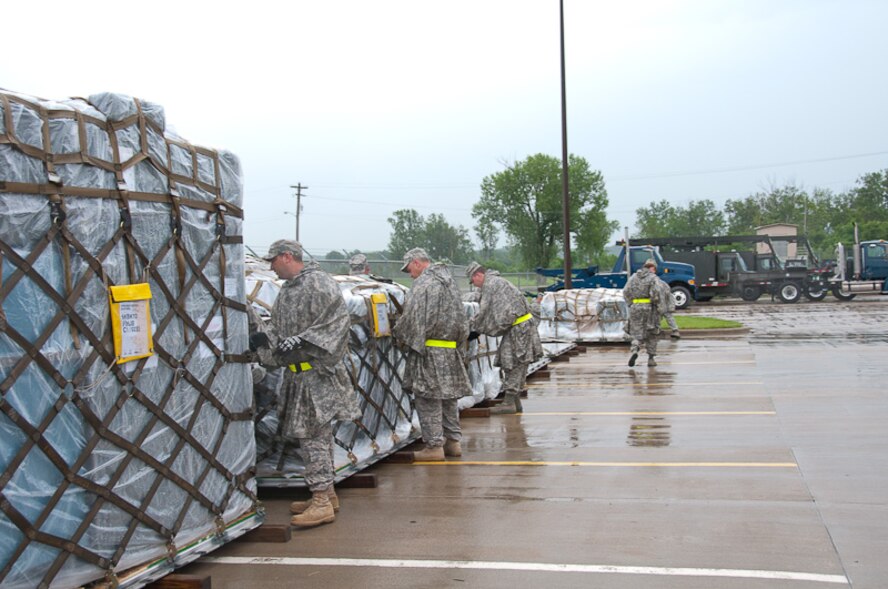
[290,486,339,514]
[490,393,522,415]
[413,445,445,461]
[443,439,462,457]
[290,490,336,528]
[648,355,657,367]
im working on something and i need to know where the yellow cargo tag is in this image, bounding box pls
[109,283,154,364]
[370,292,391,337]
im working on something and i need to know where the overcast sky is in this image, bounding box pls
[3,0,887,259]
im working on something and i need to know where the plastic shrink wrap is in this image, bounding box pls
[246,264,569,486]
[537,288,629,342]
[0,90,259,588]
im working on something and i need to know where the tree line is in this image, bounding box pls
[376,153,888,270]
[635,170,888,259]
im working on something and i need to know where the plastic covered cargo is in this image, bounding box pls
[0,90,260,588]
[537,288,629,342]
[246,262,568,486]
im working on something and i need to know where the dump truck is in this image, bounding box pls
[536,245,697,309]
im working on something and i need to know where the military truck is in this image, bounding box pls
[536,244,697,309]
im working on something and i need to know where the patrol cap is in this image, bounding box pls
[263,239,303,261]
[643,258,657,269]
[400,247,430,272]
[465,261,484,278]
[349,253,368,270]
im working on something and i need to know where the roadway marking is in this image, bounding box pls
[551,360,756,367]
[527,381,764,388]
[200,556,847,584]
[522,411,776,416]
[411,461,798,468]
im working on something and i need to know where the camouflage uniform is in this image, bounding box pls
[654,277,679,334]
[393,263,470,447]
[257,262,360,491]
[470,271,543,399]
[623,268,661,360]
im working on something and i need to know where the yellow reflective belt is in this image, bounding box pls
[512,313,533,325]
[632,298,651,304]
[288,362,313,373]
[425,339,457,348]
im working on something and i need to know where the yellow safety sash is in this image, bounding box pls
[632,298,651,304]
[512,313,533,325]
[288,362,313,373]
[425,339,457,348]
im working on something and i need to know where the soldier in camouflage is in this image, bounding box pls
[654,275,680,339]
[623,259,662,367]
[393,248,471,461]
[250,239,360,528]
[466,262,543,414]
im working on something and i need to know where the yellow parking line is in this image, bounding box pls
[413,461,797,468]
[523,411,775,416]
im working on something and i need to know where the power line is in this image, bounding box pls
[608,150,888,182]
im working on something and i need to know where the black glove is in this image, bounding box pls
[249,332,270,351]
[468,331,481,341]
[276,335,304,356]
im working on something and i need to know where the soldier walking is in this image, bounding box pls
[623,259,662,367]
[393,248,471,461]
[251,239,360,528]
[465,262,543,414]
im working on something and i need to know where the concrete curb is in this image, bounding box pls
[661,327,750,339]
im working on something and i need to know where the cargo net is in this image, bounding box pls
[246,263,513,485]
[537,288,629,342]
[0,90,258,589]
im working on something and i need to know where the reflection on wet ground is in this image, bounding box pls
[627,417,671,447]
[687,298,888,346]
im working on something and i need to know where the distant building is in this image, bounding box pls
[755,223,798,259]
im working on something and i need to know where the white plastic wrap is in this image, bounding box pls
[537,288,629,342]
[245,262,556,485]
[0,90,258,588]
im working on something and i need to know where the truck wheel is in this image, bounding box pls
[740,285,761,301]
[777,282,802,303]
[670,285,692,310]
[805,286,827,301]
[832,287,856,301]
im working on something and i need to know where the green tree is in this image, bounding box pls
[633,199,725,238]
[386,209,474,264]
[424,213,474,264]
[472,153,617,269]
[634,200,678,238]
[832,169,888,243]
[386,209,425,259]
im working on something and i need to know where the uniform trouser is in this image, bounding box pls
[631,330,659,356]
[414,395,461,447]
[501,364,528,396]
[297,421,335,492]
[663,312,678,332]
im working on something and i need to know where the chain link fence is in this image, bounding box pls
[313,259,557,295]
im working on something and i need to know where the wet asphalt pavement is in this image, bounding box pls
[169,297,888,589]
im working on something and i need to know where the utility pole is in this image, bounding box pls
[290,183,308,241]
[559,0,572,288]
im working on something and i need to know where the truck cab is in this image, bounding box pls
[536,245,697,309]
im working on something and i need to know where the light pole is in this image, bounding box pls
[559,0,572,289]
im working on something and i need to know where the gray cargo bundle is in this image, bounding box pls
[537,288,629,342]
[0,90,260,588]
